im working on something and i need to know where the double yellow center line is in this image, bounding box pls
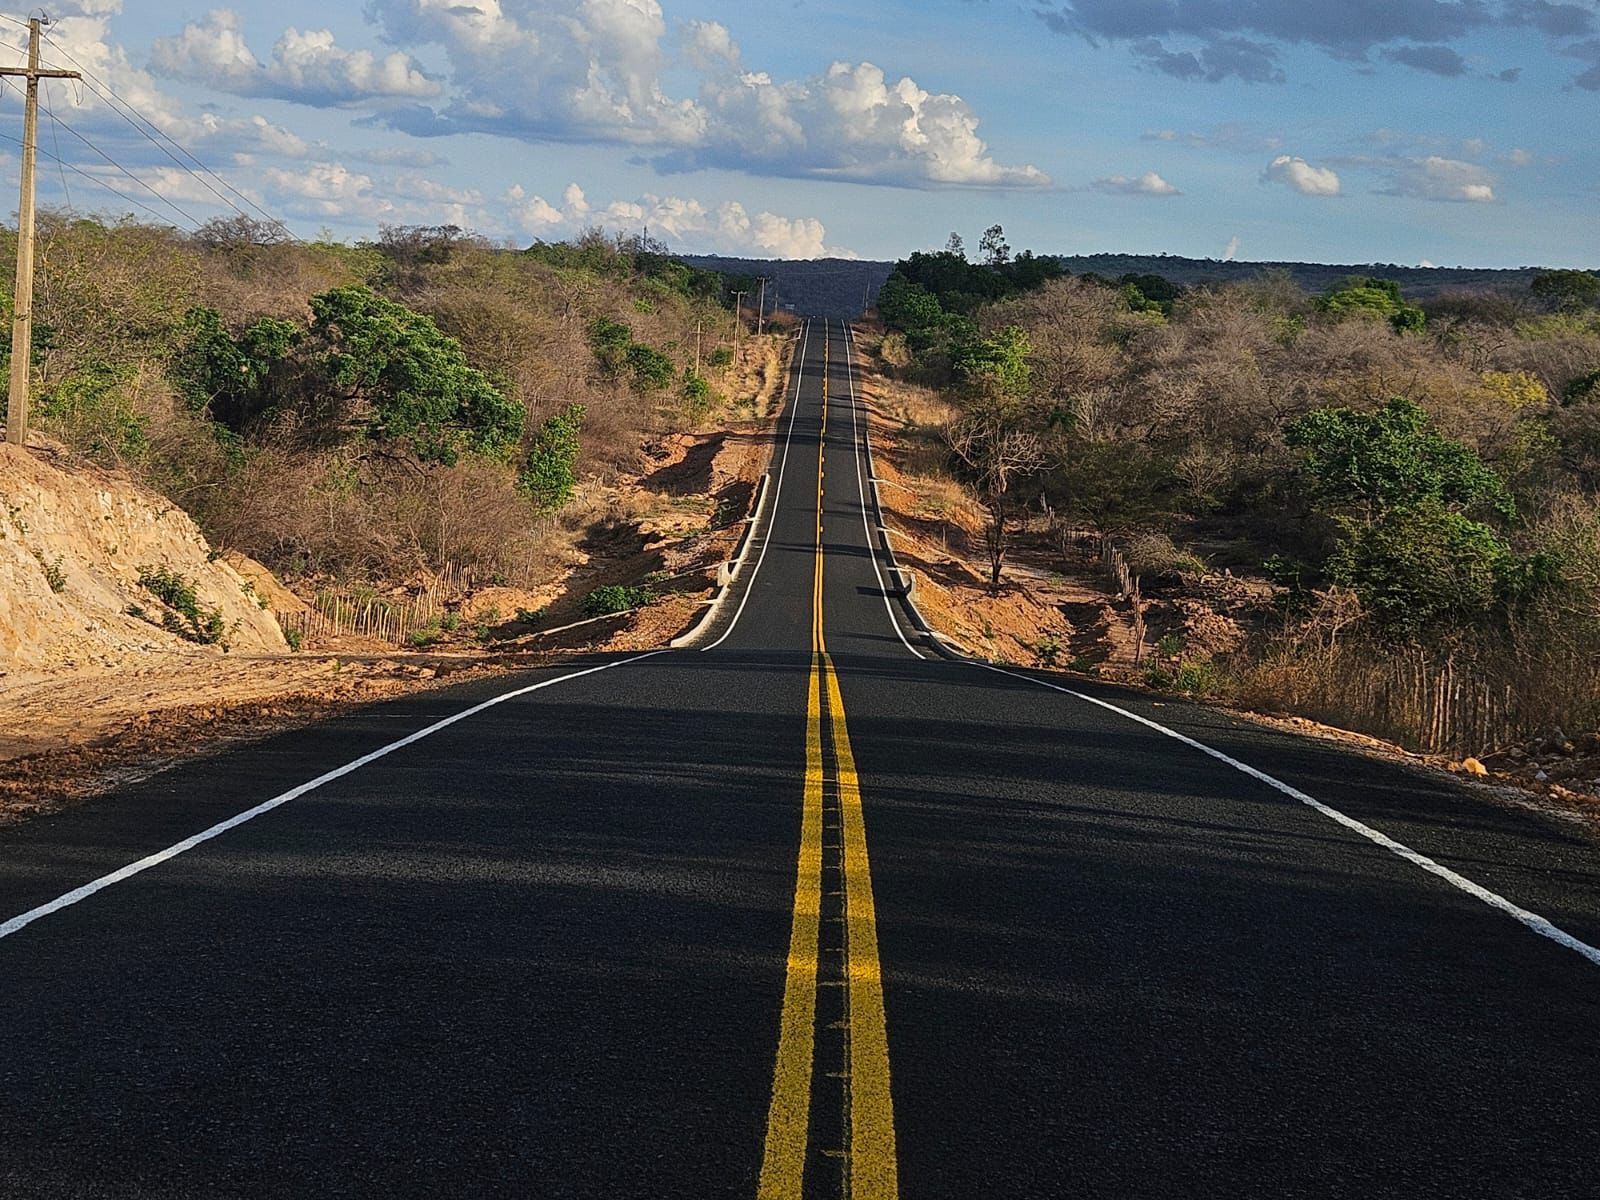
[759,327,898,1199]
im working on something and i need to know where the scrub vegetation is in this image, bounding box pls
[880,227,1600,752]
[6,215,750,590]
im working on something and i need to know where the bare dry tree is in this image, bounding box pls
[948,403,1048,588]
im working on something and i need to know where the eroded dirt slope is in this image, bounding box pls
[0,441,286,674]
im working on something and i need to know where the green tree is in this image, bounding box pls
[681,371,713,415]
[519,403,585,513]
[626,342,676,392]
[308,285,523,463]
[1118,273,1181,317]
[1285,397,1514,523]
[1564,369,1600,406]
[1326,500,1535,638]
[952,325,1031,401]
[172,306,300,429]
[1285,397,1550,638]
[1317,277,1426,334]
[979,224,1011,267]
[875,275,946,334]
[1530,269,1600,313]
[947,326,1043,586]
[588,316,634,375]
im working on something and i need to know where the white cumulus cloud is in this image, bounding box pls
[151,10,441,105]
[1091,171,1180,195]
[363,1,1045,189]
[1385,156,1497,202]
[505,182,852,259]
[262,162,398,220]
[1262,154,1342,196]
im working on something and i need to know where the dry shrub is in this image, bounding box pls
[32,215,198,375]
[192,241,382,324]
[1233,533,1600,754]
[880,332,912,369]
[1122,532,1185,577]
[204,448,556,585]
[989,278,1132,436]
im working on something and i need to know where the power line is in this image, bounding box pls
[17,92,206,229]
[0,80,202,230]
[0,126,196,228]
[39,82,71,212]
[37,31,296,239]
[0,16,293,237]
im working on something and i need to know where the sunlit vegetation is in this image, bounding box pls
[881,239,1600,745]
[4,217,748,587]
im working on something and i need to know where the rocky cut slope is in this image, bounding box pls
[0,442,286,673]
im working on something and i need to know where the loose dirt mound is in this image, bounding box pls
[0,443,286,672]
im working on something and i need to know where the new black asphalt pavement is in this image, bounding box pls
[2,319,1597,1198]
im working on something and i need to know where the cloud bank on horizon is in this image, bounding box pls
[0,0,1592,265]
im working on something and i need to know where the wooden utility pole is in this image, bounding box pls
[2,18,77,447]
[732,290,747,344]
[755,276,768,336]
[694,318,702,376]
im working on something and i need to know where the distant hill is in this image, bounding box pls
[679,253,1554,318]
[679,256,894,319]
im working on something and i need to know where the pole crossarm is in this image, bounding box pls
[0,68,80,79]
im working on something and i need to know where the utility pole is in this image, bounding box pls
[756,276,768,336]
[694,318,702,376]
[732,290,747,343]
[2,17,77,448]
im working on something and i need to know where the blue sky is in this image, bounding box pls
[0,0,1595,265]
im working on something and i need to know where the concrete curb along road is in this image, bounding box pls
[669,471,772,649]
[841,324,965,660]
[677,322,811,651]
[841,319,1600,974]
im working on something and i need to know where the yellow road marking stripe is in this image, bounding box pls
[760,321,898,1197]
[824,654,899,1200]
[757,656,825,1200]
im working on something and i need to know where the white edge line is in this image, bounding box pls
[0,650,667,943]
[5,318,813,935]
[700,318,814,652]
[973,660,1600,970]
[842,321,924,660]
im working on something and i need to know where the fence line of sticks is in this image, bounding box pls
[276,563,479,647]
[1044,520,1150,666]
[1098,537,1149,667]
[1308,648,1524,756]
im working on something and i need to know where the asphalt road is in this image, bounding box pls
[2,319,1598,1199]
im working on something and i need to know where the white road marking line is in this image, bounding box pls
[841,321,924,660]
[701,318,814,652]
[4,317,817,936]
[975,661,1600,971]
[0,651,667,943]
